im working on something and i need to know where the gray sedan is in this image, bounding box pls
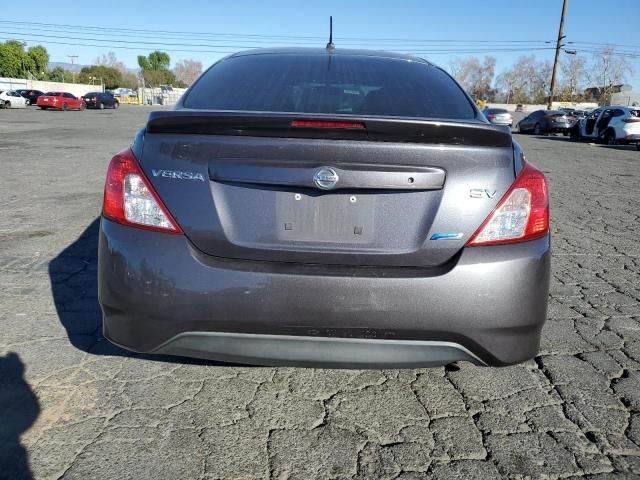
[482,107,513,127]
[98,48,550,368]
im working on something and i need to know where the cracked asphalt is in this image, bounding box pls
[1,106,639,479]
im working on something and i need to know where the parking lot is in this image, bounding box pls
[1,106,639,479]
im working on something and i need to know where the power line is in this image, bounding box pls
[0,25,554,48]
[0,19,554,45]
[0,33,558,56]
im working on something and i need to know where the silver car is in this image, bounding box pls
[98,48,550,368]
[483,107,513,127]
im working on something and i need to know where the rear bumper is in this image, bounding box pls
[98,218,551,367]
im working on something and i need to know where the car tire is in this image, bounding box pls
[39,106,47,110]
[534,123,542,135]
[636,143,640,151]
[113,101,119,109]
[98,102,105,110]
[5,101,10,108]
[603,130,616,146]
[62,103,68,111]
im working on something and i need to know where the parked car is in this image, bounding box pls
[36,92,85,111]
[558,108,587,126]
[16,89,44,105]
[98,47,550,368]
[482,107,513,127]
[82,91,119,109]
[516,110,570,135]
[0,90,29,108]
[570,106,640,148]
[515,104,525,112]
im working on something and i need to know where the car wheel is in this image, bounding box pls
[113,101,119,109]
[534,123,542,135]
[39,106,47,110]
[5,101,10,108]
[636,143,640,151]
[98,102,105,110]
[62,103,68,111]
[603,130,616,146]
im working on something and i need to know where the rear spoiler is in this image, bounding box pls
[146,111,512,147]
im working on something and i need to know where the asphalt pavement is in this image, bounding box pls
[1,106,639,479]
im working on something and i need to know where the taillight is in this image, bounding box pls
[291,120,365,129]
[487,114,495,120]
[466,162,548,246]
[103,148,182,233]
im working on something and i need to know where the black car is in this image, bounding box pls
[82,91,119,109]
[517,110,570,135]
[16,89,44,105]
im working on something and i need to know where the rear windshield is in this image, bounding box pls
[184,53,476,120]
[44,92,61,96]
[547,111,565,117]
[486,108,508,114]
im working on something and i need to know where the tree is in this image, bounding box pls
[47,66,74,83]
[120,71,139,89]
[495,55,551,104]
[137,51,175,87]
[138,51,171,71]
[559,55,587,102]
[27,45,49,79]
[78,65,123,89]
[142,69,177,87]
[0,40,25,77]
[174,59,202,86]
[95,51,127,74]
[0,40,51,78]
[449,56,496,101]
[96,51,139,89]
[587,47,634,105]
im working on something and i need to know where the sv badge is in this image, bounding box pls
[469,188,497,199]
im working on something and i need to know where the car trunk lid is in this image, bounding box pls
[138,111,515,267]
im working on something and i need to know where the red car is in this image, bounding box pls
[37,92,85,111]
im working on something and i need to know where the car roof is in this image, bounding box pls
[228,47,432,64]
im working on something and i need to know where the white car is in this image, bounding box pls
[0,90,29,109]
[571,106,640,149]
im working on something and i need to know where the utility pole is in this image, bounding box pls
[67,55,78,84]
[548,0,568,110]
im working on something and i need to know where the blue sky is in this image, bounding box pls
[1,0,638,88]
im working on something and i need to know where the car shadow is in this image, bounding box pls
[48,218,236,366]
[530,136,640,150]
[0,352,39,480]
[527,135,573,142]
[594,144,640,151]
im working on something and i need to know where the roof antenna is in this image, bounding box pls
[326,16,335,51]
